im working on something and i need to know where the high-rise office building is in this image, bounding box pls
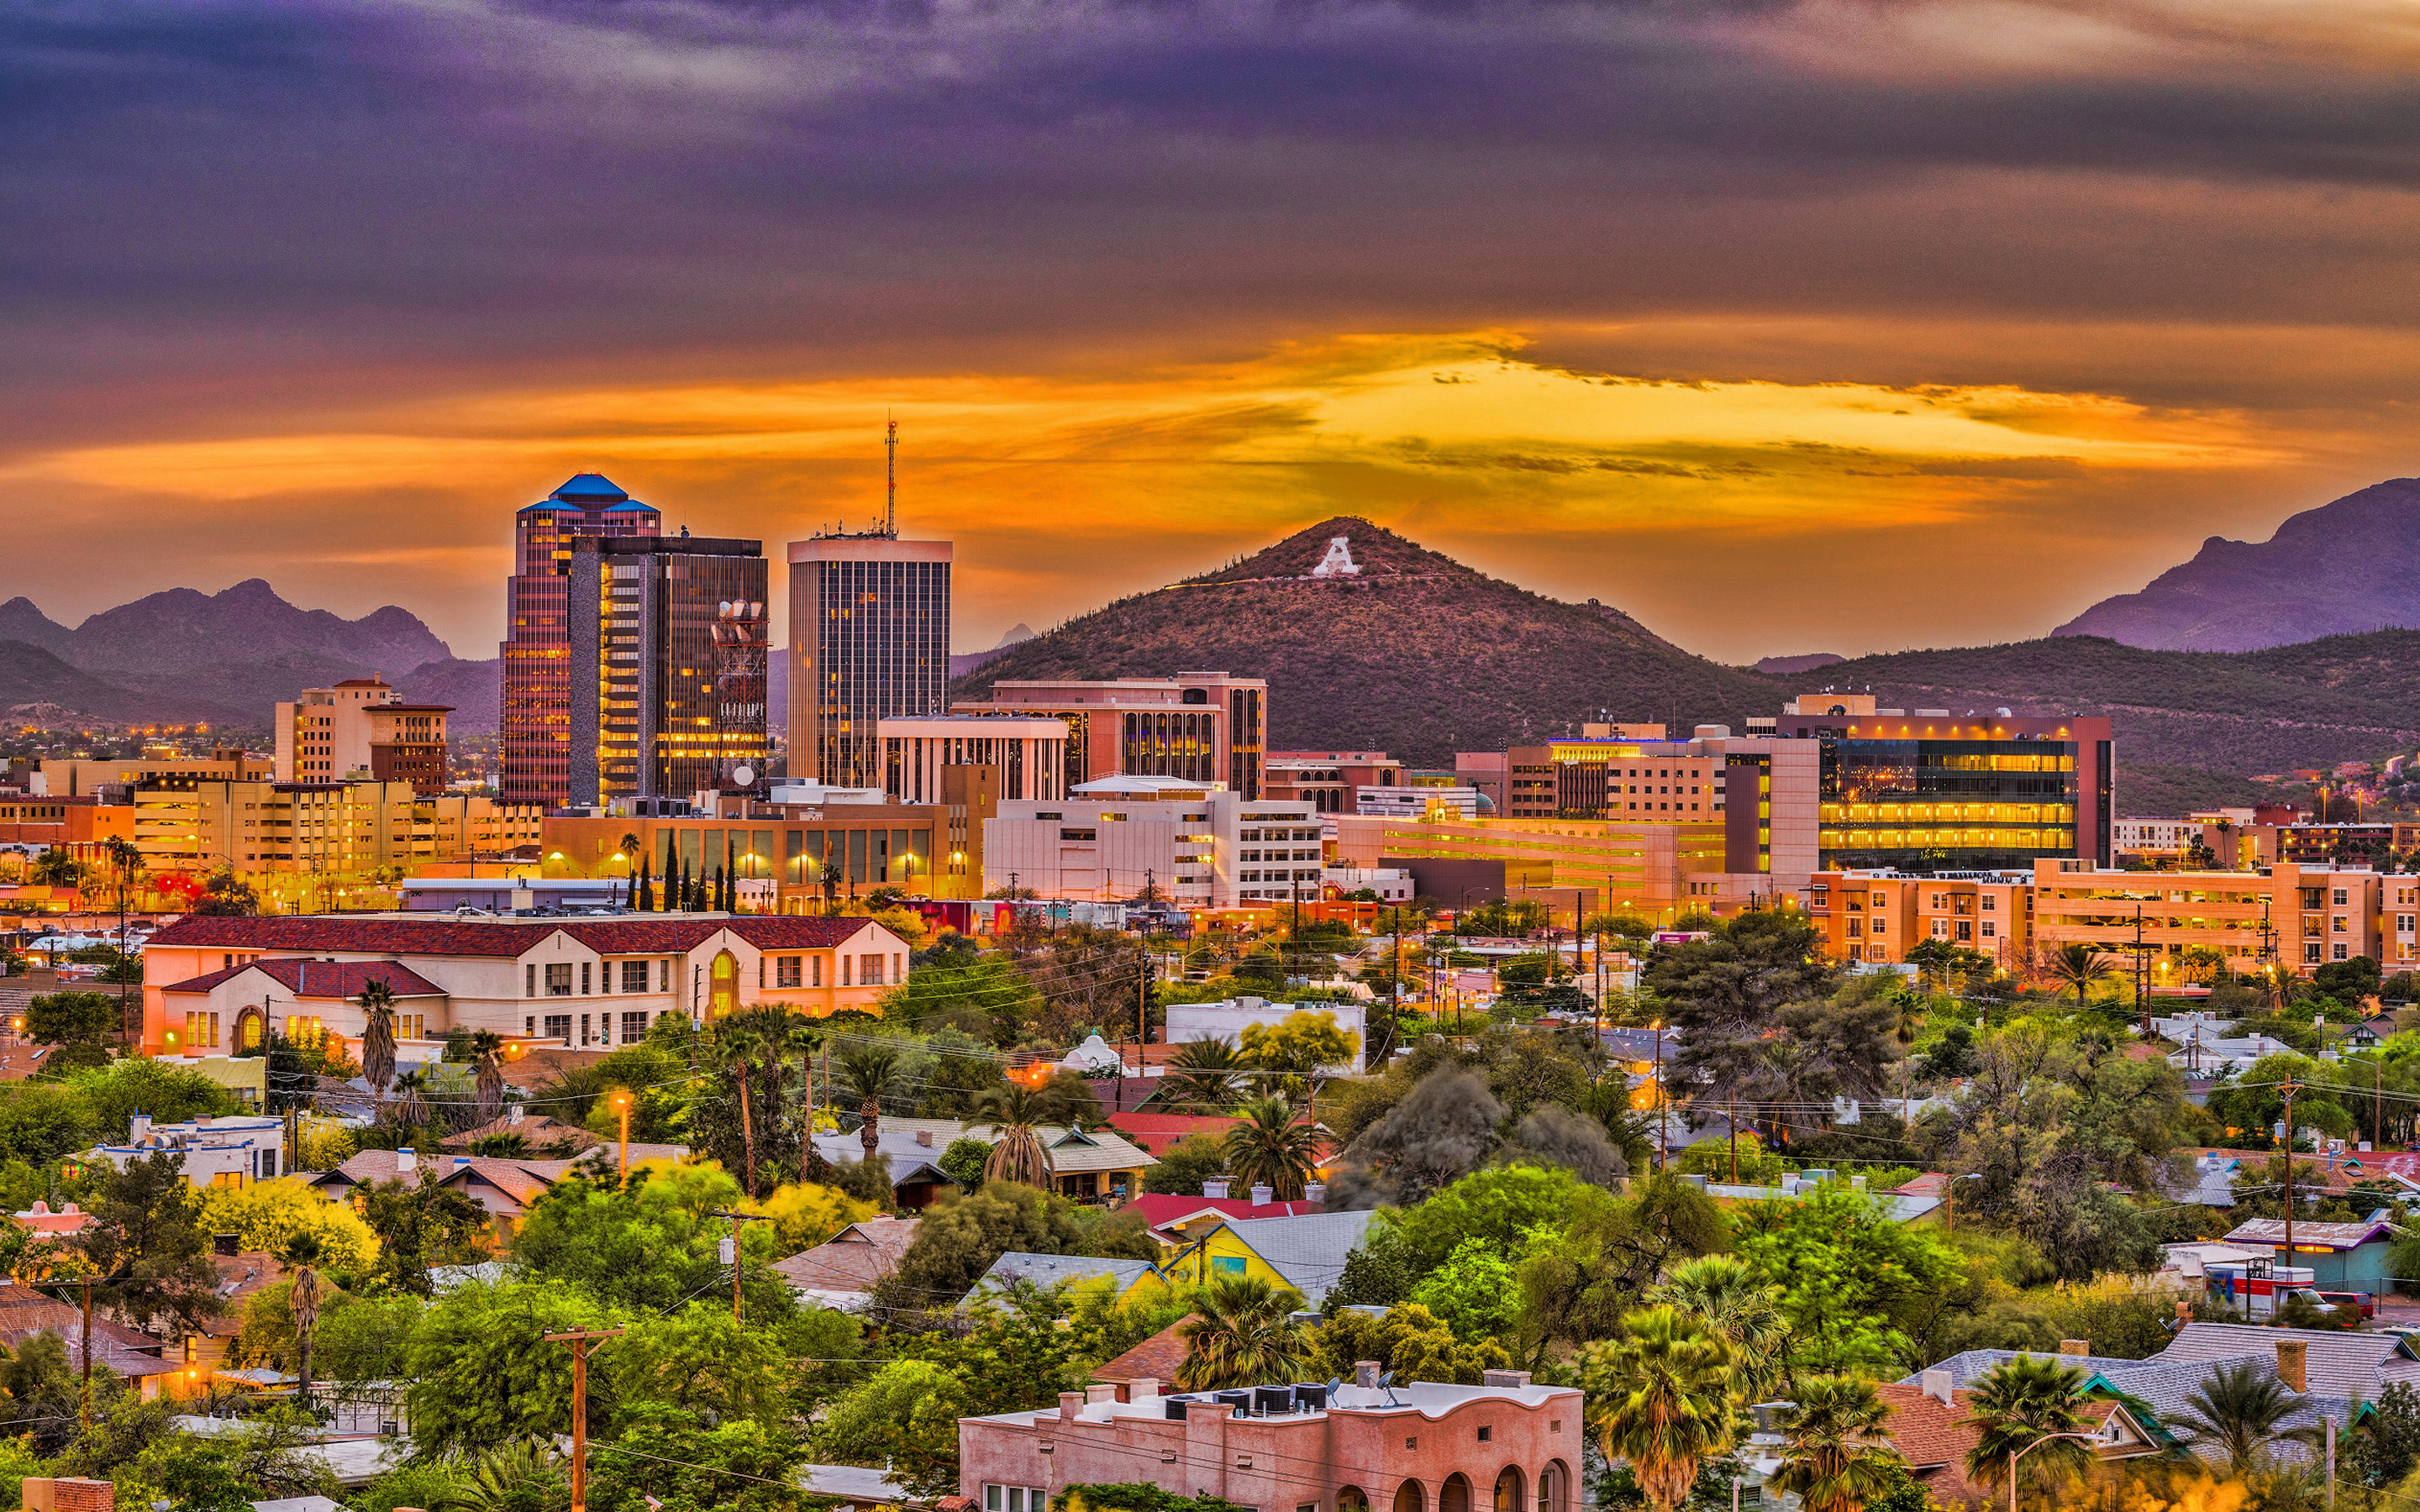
[786,535,953,789]
[566,533,770,806]
[498,475,661,806]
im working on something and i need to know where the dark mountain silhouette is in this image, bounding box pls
[0,642,245,726]
[1754,653,1845,676]
[2056,477,2420,650]
[395,658,501,732]
[955,516,1778,766]
[0,600,72,657]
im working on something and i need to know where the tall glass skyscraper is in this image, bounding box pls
[498,475,660,807]
[786,534,953,789]
[567,533,770,806]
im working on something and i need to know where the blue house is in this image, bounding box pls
[2223,1215,2399,1292]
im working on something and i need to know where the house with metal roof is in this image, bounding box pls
[2223,1216,2401,1291]
[810,1116,1156,1209]
[1159,1208,1374,1308]
[971,1252,1167,1305]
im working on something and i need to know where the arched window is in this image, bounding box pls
[1441,1474,1472,1512]
[1539,1462,1570,1512]
[1492,1468,1525,1512]
[1392,1484,1426,1512]
[709,949,740,1018]
[236,1009,264,1052]
[1339,1489,1371,1512]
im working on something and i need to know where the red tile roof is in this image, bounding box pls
[147,914,891,958]
[1104,1112,1244,1153]
[1126,1193,1326,1228]
[1875,1383,2129,1507]
[160,959,447,1000]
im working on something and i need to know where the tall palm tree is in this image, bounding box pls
[835,1047,904,1161]
[1960,1356,2093,1503]
[713,1020,776,1193]
[1174,1274,1312,1390]
[282,1231,327,1413]
[466,1029,508,1122]
[392,1068,432,1131]
[1769,1375,1906,1512]
[1222,1097,1319,1201]
[2167,1358,2296,1473]
[821,859,843,916]
[1651,1255,1789,1406]
[357,979,397,1103]
[973,1082,1056,1188]
[2044,943,2116,1005]
[1165,1037,1247,1110]
[1578,1305,1738,1512]
[432,1440,560,1512]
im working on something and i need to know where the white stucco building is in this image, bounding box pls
[982,779,1323,907]
[1162,996,1368,1072]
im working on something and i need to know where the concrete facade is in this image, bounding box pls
[984,786,1322,907]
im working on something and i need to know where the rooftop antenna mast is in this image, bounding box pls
[884,412,898,538]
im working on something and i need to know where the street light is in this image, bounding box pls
[2003,1431,2102,1512]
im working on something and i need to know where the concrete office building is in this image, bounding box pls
[275,678,451,795]
[566,533,770,806]
[1262,750,1401,812]
[877,715,1068,805]
[787,533,953,790]
[499,475,663,807]
[2031,860,2412,975]
[957,674,1269,800]
[983,779,1321,907]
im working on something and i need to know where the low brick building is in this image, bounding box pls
[960,1365,1581,1512]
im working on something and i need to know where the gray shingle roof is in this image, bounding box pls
[2149,1322,2420,1401]
[973,1252,1160,1299]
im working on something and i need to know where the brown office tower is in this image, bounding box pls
[786,534,953,789]
[498,475,661,806]
[566,533,770,806]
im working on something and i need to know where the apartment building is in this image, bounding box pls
[956,674,1269,801]
[140,911,916,1058]
[1329,811,1732,921]
[1808,872,2034,965]
[983,780,1321,906]
[876,715,1067,806]
[132,779,543,877]
[2029,860,2413,974]
[35,751,271,799]
[275,678,451,795]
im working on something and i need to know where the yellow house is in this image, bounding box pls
[1159,1210,1375,1308]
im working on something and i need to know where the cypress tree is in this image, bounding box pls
[679,858,693,912]
[635,857,651,912]
[715,864,729,912]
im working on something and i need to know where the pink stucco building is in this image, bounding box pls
[957,1365,1582,1512]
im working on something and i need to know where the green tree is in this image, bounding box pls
[26,990,118,1068]
[402,1279,614,1460]
[1959,1356,2091,1504]
[972,1083,1056,1189]
[360,1178,495,1294]
[608,1303,793,1427]
[813,1359,971,1499]
[1406,1236,1519,1341]
[1769,1375,1906,1512]
[511,1164,785,1317]
[1577,1305,1738,1512]
[1222,1097,1319,1200]
[870,1182,1157,1312]
[589,1402,805,1512]
[1652,1254,1788,1404]
[1237,1010,1360,1099]
[359,979,398,1101]
[1141,1133,1228,1195]
[2044,943,2116,1003]
[1174,1274,1313,1390]
[1163,1037,1249,1110]
[1729,1184,1961,1376]
[1386,1163,1591,1275]
[836,1046,905,1161]
[939,1136,994,1189]
[1310,1302,1511,1384]
[79,1149,225,1337]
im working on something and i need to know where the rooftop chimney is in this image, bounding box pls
[916,1130,934,1147]
[129,1113,150,1144]
[1355,1360,1381,1389]
[213,1233,239,1257]
[2059,1339,2089,1357]
[1302,1182,1327,1205]
[397,1147,416,1176]
[1249,1184,1273,1206]
[1921,1368,1954,1406]
[1059,1391,1085,1422]
[1129,1376,1161,1401]
[2277,1339,2307,1393]
[1203,1178,1231,1200]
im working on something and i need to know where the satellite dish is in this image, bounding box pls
[731,764,756,787]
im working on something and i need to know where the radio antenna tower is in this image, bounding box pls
[884,412,898,537]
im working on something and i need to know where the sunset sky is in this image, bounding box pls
[8,0,2420,664]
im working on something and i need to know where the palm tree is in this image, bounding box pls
[821,859,844,916]
[357,979,397,1103]
[713,1020,776,1194]
[1222,1097,1320,1200]
[1174,1274,1312,1390]
[466,1030,508,1122]
[29,848,80,890]
[973,1083,1056,1188]
[2044,943,2116,1004]
[2167,1358,2296,1473]
[433,1440,560,1512]
[835,1047,904,1161]
[1960,1356,2093,1503]
[1578,1305,1738,1512]
[1651,1254,1789,1405]
[1165,1037,1247,1110]
[282,1231,327,1413]
[1769,1375,1906,1512]
[392,1068,432,1130]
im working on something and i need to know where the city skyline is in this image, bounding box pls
[10,2,2420,664]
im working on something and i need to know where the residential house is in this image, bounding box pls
[187,1244,285,1390]
[1102,1112,1248,1158]
[2147,1321,2420,1400]
[771,1215,921,1311]
[958,1364,1582,1512]
[810,1117,1157,1209]
[439,1108,598,1156]
[93,1113,287,1190]
[1159,1209,1375,1307]
[1089,1322,1187,1401]
[1875,1372,2159,1504]
[309,1145,589,1236]
[0,1281,184,1399]
[2222,1217,2399,1293]
[971,1252,1166,1305]
[1128,1187,1329,1252]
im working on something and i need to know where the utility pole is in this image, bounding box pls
[610,1090,631,1188]
[2280,1079,2307,1255]
[2134,905,2150,1040]
[708,1210,775,1321]
[544,1327,625,1512]
[1728,1089,1738,1184]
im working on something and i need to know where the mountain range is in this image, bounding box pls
[2056,476,2420,651]
[0,580,487,730]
